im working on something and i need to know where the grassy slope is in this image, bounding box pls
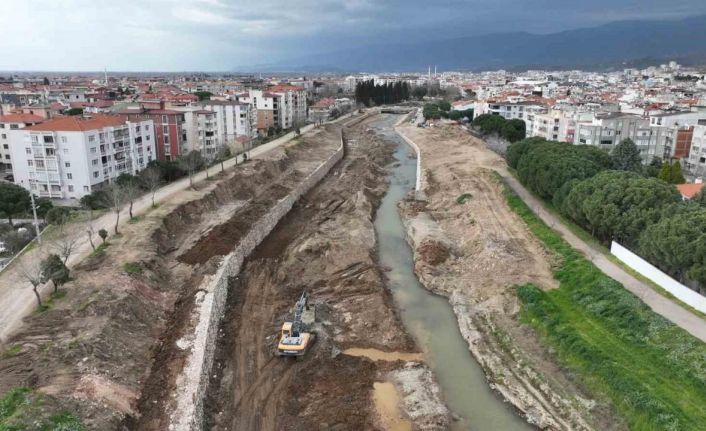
[0,387,84,431]
[502,182,706,431]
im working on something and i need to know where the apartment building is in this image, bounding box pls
[9,115,155,199]
[0,113,44,172]
[235,90,280,136]
[178,108,220,156]
[268,85,307,129]
[473,100,540,121]
[686,124,706,178]
[574,112,653,161]
[197,100,254,150]
[119,102,186,161]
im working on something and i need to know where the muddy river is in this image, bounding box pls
[371,115,533,430]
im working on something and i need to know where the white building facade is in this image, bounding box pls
[9,115,155,200]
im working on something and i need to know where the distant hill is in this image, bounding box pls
[252,15,706,73]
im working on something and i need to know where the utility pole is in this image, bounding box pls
[29,190,41,244]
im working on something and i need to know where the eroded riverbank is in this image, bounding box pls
[396,122,623,430]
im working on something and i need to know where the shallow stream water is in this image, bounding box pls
[370,115,533,431]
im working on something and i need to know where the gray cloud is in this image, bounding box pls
[1,0,705,71]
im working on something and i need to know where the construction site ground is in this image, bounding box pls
[397,122,624,430]
[0,122,356,430]
[203,115,448,431]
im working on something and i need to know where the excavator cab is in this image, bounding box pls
[276,292,315,357]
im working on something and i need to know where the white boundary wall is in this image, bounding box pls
[611,241,706,313]
[169,133,345,431]
[394,110,423,192]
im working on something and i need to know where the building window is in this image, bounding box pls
[67,173,72,179]
[51,185,60,192]
[10,124,18,130]
[163,125,168,134]
[2,144,7,149]
[93,171,99,178]
[31,136,38,144]
[88,135,95,142]
[43,135,53,143]
[145,124,150,131]
[27,160,33,166]
[162,115,168,123]
[1,134,5,139]
[25,148,31,155]
[65,162,71,168]
[84,186,89,192]
[68,185,74,192]
[92,159,98,165]
[90,147,96,154]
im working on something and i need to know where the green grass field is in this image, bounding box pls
[503,182,706,431]
[0,387,83,431]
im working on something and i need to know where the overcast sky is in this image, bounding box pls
[1,0,705,71]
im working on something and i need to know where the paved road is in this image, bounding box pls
[0,117,359,343]
[498,171,706,344]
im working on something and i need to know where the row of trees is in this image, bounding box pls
[422,101,474,121]
[507,136,706,290]
[472,114,526,143]
[354,80,410,107]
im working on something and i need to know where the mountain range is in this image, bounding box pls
[248,15,706,73]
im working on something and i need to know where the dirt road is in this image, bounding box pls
[0,124,320,344]
[0,122,352,429]
[204,115,449,431]
[397,123,620,430]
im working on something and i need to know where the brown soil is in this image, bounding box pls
[203,116,426,431]
[397,123,624,430]
[0,124,344,430]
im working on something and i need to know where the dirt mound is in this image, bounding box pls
[417,239,450,265]
[203,115,430,431]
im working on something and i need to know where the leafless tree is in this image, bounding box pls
[17,250,46,308]
[51,224,79,265]
[179,150,204,189]
[81,206,97,251]
[102,184,125,235]
[141,166,162,208]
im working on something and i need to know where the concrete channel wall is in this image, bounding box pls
[611,241,706,314]
[169,133,346,431]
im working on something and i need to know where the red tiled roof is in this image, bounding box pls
[23,114,127,132]
[268,84,304,93]
[0,113,45,124]
[677,183,705,199]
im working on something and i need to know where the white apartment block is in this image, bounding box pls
[0,113,44,172]
[574,112,653,162]
[198,100,255,147]
[9,115,155,200]
[176,108,221,157]
[473,100,539,121]
[268,85,308,129]
[687,124,706,178]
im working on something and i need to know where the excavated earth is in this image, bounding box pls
[0,124,349,430]
[203,115,449,431]
[397,122,626,430]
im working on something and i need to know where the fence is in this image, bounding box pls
[611,241,706,314]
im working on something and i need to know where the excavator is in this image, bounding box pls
[276,291,315,357]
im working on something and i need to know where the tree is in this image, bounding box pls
[611,139,643,172]
[18,253,46,308]
[82,205,97,251]
[658,161,672,183]
[116,173,142,219]
[41,254,69,294]
[193,91,212,101]
[34,197,53,219]
[80,190,109,210]
[412,86,427,101]
[0,183,31,226]
[45,207,71,226]
[98,228,108,244]
[102,185,125,235]
[66,108,83,116]
[561,170,681,245]
[644,157,663,178]
[670,160,686,184]
[639,207,706,289]
[51,224,79,265]
[693,187,706,207]
[500,119,526,142]
[179,150,204,189]
[140,166,162,208]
